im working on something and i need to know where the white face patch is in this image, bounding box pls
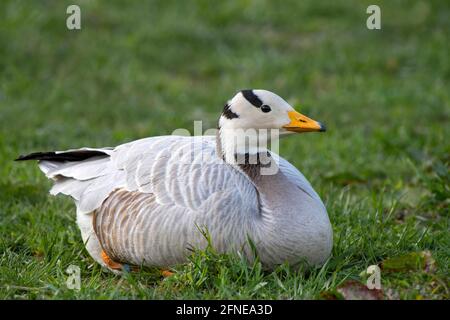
[220,89,293,131]
[218,90,297,169]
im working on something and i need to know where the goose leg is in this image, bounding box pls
[101,250,123,270]
[77,210,133,274]
[161,269,175,277]
[100,250,141,273]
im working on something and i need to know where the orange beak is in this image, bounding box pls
[283,111,326,133]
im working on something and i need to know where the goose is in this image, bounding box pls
[16,89,333,273]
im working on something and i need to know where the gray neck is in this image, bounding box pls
[216,128,299,213]
[238,160,302,213]
[215,130,332,267]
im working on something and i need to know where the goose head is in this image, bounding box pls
[219,89,326,134]
[217,89,326,164]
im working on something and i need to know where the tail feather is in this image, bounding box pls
[15,150,109,162]
[16,147,121,214]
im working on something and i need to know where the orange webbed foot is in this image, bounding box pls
[101,250,123,270]
[161,269,175,277]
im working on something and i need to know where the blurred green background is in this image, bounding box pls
[0,1,448,299]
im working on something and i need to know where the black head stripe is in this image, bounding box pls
[222,103,239,119]
[241,90,263,108]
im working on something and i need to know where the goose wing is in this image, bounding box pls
[37,136,259,215]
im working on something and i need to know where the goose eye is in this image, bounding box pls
[261,105,271,113]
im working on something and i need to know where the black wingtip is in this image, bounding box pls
[14,150,109,162]
[15,152,47,161]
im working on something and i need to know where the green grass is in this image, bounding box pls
[0,0,448,299]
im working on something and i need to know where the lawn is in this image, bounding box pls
[0,0,448,299]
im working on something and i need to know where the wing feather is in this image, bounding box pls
[40,136,259,215]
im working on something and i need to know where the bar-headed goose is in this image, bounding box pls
[17,89,332,272]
